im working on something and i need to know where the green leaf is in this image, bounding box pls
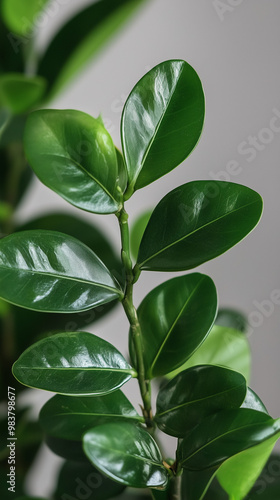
[54,460,126,500]
[0,230,122,312]
[24,110,122,214]
[216,307,248,333]
[130,273,217,378]
[38,0,147,99]
[155,365,246,437]
[0,74,46,114]
[39,391,143,440]
[167,325,251,382]
[137,181,263,272]
[181,469,219,500]
[217,433,280,500]
[13,331,136,395]
[130,209,152,261]
[247,453,280,499]
[83,422,168,488]
[1,0,49,36]
[121,60,204,197]
[241,387,268,413]
[177,409,280,471]
[45,434,88,462]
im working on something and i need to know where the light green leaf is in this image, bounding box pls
[0,74,46,114]
[1,0,49,36]
[24,110,122,214]
[0,230,122,312]
[13,331,136,395]
[137,181,263,272]
[83,422,168,488]
[130,273,217,378]
[130,209,152,261]
[121,60,204,197]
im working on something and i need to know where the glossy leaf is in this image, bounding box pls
[45,435,88,462]
[155,365,246,437]
[130,209,152,260]
[137,181,263,272]
[83,422,168,488]
[0,230,122,313]
[121,60,204,196]
[216,307,248,333]
[13,331,136,395]
[167,325,251,382]
[38,0,146,99]
[130,273,217,378]
[24,110,122,214]
[39,391,143,440]
[0,74,46,114]
[54,460,126,500]
[181,468,219,500]
[241,387,268,413]
[217,433,280,500]
[177,409,280,471]
[1,0,49,36]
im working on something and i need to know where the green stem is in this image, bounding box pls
[117,208,153,426]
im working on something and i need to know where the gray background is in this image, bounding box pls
[16,0,280,495]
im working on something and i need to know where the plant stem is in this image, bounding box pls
[117,208,153,426]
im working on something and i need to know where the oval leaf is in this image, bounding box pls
[54,460,126,500]
[167,325,251,382]
[0,73,46,114]
[137,181,263,271]
[121,60,204,196]
[1,0,48,36]
[83,422,168,488]
[177,409,280,471]
[0,230,122,312]
[13,331,136,395]
[39,391,143,440]
[241,387,268,413]
[130,273,217,378]
[24,110,122,214]
[155,365,246,437]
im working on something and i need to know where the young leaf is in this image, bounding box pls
[167,325,251,382]
[137,181,263,271]
[83,422,169,488]
[130,273,217,378]
[54,460,126,500]
[24,110,122,214]
[217,434,280,500]
[121,60,204,197]
[13,331,136,395]
[177,409,280,471]
[155,365,246,437]
[1,0,48,36]
[0,74,46,114]
[38,0,147,99]
[39,391,143,440]
[0,230,123,312]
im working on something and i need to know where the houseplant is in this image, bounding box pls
[1,59,280,499]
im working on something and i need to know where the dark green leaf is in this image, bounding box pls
[54,460,126,500]
[0,74,46,114]
[130,273,217,378]
[39,391,143,440]
[38,0,146,99]
[181,468,219,500]
[137,181,263,272]
[0,17,24,74]
[1,0,48,36]
[167,325,251,382]
[116,147,128,194]
[83,422,168,488]
[13,331,136,395]
[121,60,204,197]
[130,209,152,261]
[155,365,246,437]
[0,230,122,312]
[247,453,280,499]
[241,387,268,413]
[24,110,122,214]
[177,409,280,471]
[216,307,248,333]
[45,434,88,462]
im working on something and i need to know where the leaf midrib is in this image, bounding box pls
[139,199,260,267]
[16,366,132,373]
[88,441,163,468]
